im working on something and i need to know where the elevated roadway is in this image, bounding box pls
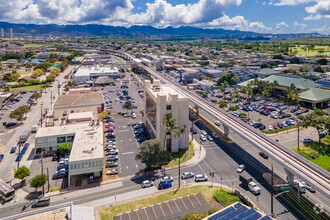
[110,50,330,199]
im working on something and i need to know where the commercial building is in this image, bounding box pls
[35,123,103,186]
[199,68,224,78]
[144,80,189,152]
[0,28,3,38]
[180,71,199,84]
[193,79,215,90]
[74,66,120,83]
[9,28,13,38]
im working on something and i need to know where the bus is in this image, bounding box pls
[0,179,15,202]
[19,129,31,143]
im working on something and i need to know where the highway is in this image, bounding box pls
[113,51,330,199]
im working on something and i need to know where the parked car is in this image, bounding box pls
[195,174,208,182]
[31,197,50,208]
[259,152,268,159]
[303,138,313,143]
[16,154,22,162]
[24,143,30,149]
[211,132,218,138]
[237,164,245,173]
[201,130,207,136]
[10,147,16,154]
[207,135,213,141]
[190,127,197,134]
[160,176,174,183]
[106,161,118,168]
[259,124,266,130]
[214,121,221,126]
[52,171,66,180]
[107,149,119,155]
[0,154,4,162]
[141,180,154,188]
[158,181,172,190]
[181,172,194,179]
[20,148,27,154]
[200,135,206,142]
[106,168,119,175]
[107,155,119,161]
[278,123,284,128]
[268,125,273,131]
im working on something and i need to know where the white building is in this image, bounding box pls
[35,123,103,186]
[144,80,189,152]
[74,66,120,83]
[9,28,13,38]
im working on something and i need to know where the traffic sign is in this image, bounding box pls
[280,186,292,190]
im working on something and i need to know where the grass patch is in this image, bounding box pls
[48,186,62,192]
[99,185,235,220]
[24,44,44,47]
[10,84,44,91]
[289,45,330,57]
[166,140,194,167]
[292,136,330,171]
[263,125,296,134]
[18,70,32,76]
[212,189,241,206]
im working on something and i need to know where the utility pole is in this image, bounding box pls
[297,119,300,151]
[50,91,53,111]
[40,102,44,128]
[271,165,274,216]
[47,167,50,192]
[17,143,21,169]
[178,157,181,189]
[40,155,45,196]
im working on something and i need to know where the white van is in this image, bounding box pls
[293,180,306,193]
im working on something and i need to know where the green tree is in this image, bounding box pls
[229,106,237,111]
[290,57,301,64]
[50,67,61,75]
[25,63,33,69]
[219,101,227,108]
[32,69,43,78]
[46,74,56,82]
[135,139,172,169]
[9,105,31,123]
[30,93,41,101]
[14,166,30,184]
[123,100,132,112]
[317,59,328,65]
[299,112,326,143]
[3,73,18,82]
[314,109,325,116]
[30,174,47,192]
[273,55,284,60]
[56,142,72,156]
[313,65,325,73]
[161,113,178,151]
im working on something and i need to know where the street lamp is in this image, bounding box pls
[296,118,301,151]
[40,102,44,128]
[191,118,201,141]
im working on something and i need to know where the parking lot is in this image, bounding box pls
[113,193,209,220]
[102,73,146,177]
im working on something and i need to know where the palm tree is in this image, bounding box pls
[232,74,239,87]
[161,113,178,151]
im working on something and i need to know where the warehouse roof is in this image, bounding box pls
[54,92,104,109]
[262,74,319,90]
[299,88,330,102]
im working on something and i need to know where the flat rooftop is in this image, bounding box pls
[35,123,103,162]
[54,92,104,108]
[75,66,119,77]
[147,84,187,100]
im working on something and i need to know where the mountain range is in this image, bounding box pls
[0,22,320,38]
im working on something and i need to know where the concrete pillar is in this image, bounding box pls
[223,125,230,136]
[285,168,294,184]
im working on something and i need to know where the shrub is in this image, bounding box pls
[182,211,208,220]
[298,148,319,160]
[229,106,237,111]
[238,113,247,118]
[208,208,219,215]
[213,189,241,206]
[219,101,227,108]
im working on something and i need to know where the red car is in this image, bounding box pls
[105,128,114,133]
[302,108,309,113]
[273,124,278,129]
[106,125,115,129]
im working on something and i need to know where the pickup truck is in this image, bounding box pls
[239,175,261,195]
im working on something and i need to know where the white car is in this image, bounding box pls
[107,149,119,155]
[268,125,273,131]
[237,164,245,173]
[160,176,174,183]
[141,180,154,188]
[214,121,221,126]
[290,119,295,125]
[195,174,208,182]
[200,135,206,142]
[201,130,207,135]
[181,172,194,179]
[282,122,288,127]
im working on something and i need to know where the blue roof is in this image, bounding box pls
[315,79,330,89]
[206,202,272,220]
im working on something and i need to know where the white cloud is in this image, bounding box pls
[276,21,289,31]
[208,15,270,32]
[293,21,307,29]
[304,0,330,20]
[274,0,314,6]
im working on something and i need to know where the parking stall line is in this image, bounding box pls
[127,212,131,220]
[166,201,173,214]
[173,199,181,212]
[194,194,202,206]
[135,210,141,220]
[157,203,166,217]
[187,195,195,208]
[143,208,149,220]
[179,198,188,210]
[151,205,157,219]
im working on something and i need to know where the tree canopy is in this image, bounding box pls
[56,142,72,156]
[9,105,31,122]
[30,174,47,191]
[14,166,30,182]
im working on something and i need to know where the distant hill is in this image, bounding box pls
[0,22,259,38]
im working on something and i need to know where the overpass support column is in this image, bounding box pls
[285,168,294,184]
[223,125,230,136]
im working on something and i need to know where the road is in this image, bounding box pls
[0,66,74,183]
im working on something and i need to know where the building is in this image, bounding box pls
[37,52,51,59]
[193,79,215,90]
[180,71,199,84]
[35,123,103,186]
[9,28,13,38]
[199,68,224,78]
[0,28,3,38]
[67,88,92,95]
[255,68,280,79]
[74,66,120,83]
[144,80,189,152]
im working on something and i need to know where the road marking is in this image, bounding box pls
[122,151,134,155]
[136,164,138,168]
[180,198,188,210]
[151,206,157,219]
[187,196,195,208]
[126,166,128,169]
[158,203,166,217]
[135,210,141,220]
[118,130,129,133]
[127,212,132,220]
[197,163,207,175]
[194,194,202,206]
[173,199,180,212]
[143,208,149,220]
[166,201,173,214]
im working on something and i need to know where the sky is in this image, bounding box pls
[0,0,329,34]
